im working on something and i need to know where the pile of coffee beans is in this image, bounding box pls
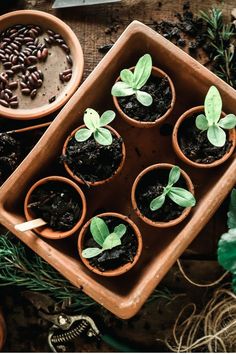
[0,24,73,109]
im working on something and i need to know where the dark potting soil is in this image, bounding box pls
[84,216,138,272]
[118,76,172,122]
[136,169,187,222]
[27,181,82,231]
[62,132,123,183]
[178,114,232,164]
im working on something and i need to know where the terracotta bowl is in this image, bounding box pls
[113,66,176,128]
[0,10,84,120]
[172,106,236,168]
[131,163,195,228]
[24,176,87,239]
[78,212,143,277]
[62,125,126,186]
[0,310,6,351]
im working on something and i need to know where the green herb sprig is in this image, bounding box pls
[111,54,153,106]
[196,86,236,147]
[150,166,196,211]
[82,217,127,259]
[75,108,116,146]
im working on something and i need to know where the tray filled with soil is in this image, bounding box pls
[0,21,236,319]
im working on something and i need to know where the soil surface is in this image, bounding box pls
[63,132,123,183]
[118,76,172,122]
[178,114,232,164]
[135,168,187,222]
[27,181,82,231]
[83,216,138,272]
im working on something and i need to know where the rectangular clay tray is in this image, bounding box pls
[0,21,236,319]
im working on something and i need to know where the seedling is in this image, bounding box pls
[82,217,127,259]
[111,53,153,106]
[150,166,196,211]
[75,108,116,146]
[195,86,236,147]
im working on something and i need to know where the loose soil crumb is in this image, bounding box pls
[27,181,82,231]
[63,132,123,183]
[0,133,21,185]
[84,216,138,272]
[135,169,187,222]
[178,114,232,164]
[118,76,172,122]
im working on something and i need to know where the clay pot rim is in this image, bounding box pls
[78,212,143,277]
[62,124,126,186]
[24,175,87,239]
[131,163,195,228]
[113,65,176,128]
[172,105,236,169]
[0,10,84,120]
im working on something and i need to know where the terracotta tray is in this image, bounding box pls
[0,21,236,319]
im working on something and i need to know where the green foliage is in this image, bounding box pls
[75,108,115,146]
[150,166,196,211]
[227,188,236,229]
[111,54,153,106]
[82,217,127,259]
[195,86,236,147]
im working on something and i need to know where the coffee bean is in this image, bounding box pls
[0,90,4,99]
[61,44,70,54]
[66,55,73,66]
[9,101,18,108]
[3,62,12,69]
[63,74,72,82]
[5,88,12,97]
[56,39,64,45]
[5,48,12,55]
[59,72,64,82]
[27,65,37,72]
[31,72,38,82]
[37,50,42,60]
[12,55,18,64]
[11,64,21,73]
[49,95,56,103]
[11,43,19,50]
[49,36,55,43]
[37,79,43,87]
[20,81,27,89]
[41,48,48,60]
[21,88,31,95]
[28,55,38,64]
[30,89,37,99]
[0,99,9,107]
[9,95,17,102]
[24,36,33,42]
[44,38,51,46]
[5,70,14,77]
[63,69,72,75]
[4,92,10,101]
[8,81,18,90]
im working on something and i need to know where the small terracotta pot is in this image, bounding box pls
[78,212,143,277]
[172,106,236,168]
[113,66,176,128]
[62,125,126,186]
[131,163,195,228]
[0,310,6,351]
[24,176,87,239]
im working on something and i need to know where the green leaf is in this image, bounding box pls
[227,188,236,229]
[82,247,103,259]
[167,166,181,187]
[102,233,121,250]
[100,110,116,127]
[135,90,153,106]
[133,54,152,90]
[195,114,209,131]
[204,86,222,125]
[120,69,134,86]
[150,194,166,211]
[94,127,113,146]
[217,228,236,273]
[218,114,236,129]
[113,224,127,238]
[168,187,196,208]
[111,82,135,97]
[90,217,109,246]
[84,108,100,130]
[207,124,226,147]
[75,128,92,142]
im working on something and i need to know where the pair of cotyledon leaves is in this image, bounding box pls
[195,86,236,147]
[82,217,127,259]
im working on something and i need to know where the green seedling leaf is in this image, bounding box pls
[114,224,127,238]
[133,54,152,89]
[135,90,153,106]
[217,228,236,273]
[204,86,222,125]
[207,124,226,147]
[120,69,134,86]
[168,166,181,187]
[168,187,196,208]
[111,82,135,97]
[195,114,208,131]
[94,127,113,146]
[100,110,116,126]
[150,194,166,211]
[84,108,100,130]
[218,114,236,129]
[75,128,92,142]
[102,233,121,250]
[82,248,103,259]
[227,188,236,229]
[90,217,109,246]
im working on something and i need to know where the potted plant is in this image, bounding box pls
[62,108,126,186]
[24,176,87,239]
[78,212,142,276]
[172,86,236,168]
[111,53,176,128]
[131,163,196,228]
